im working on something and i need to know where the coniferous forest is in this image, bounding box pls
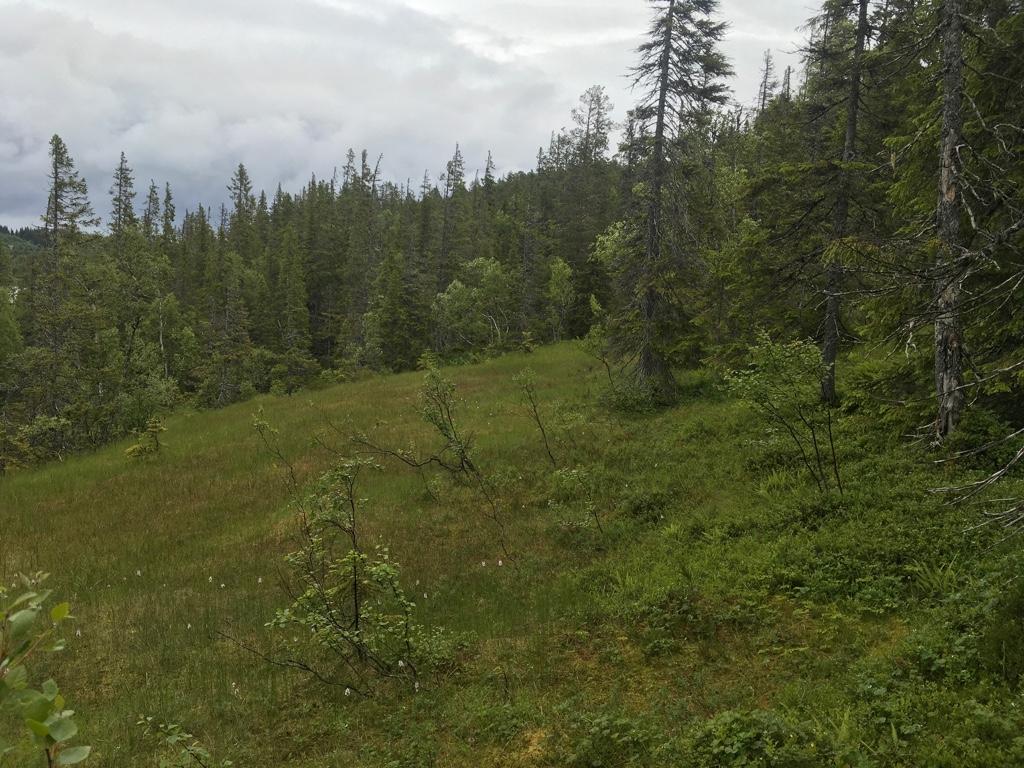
[0,1,1021,463]
[3,0,1024,766]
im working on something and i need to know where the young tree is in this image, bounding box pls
[547,256,575,341]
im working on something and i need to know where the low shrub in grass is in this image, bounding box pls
[682,709,837,768]
[547,709,660,767]
[979,575,1024,688]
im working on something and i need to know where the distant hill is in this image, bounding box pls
[0,224,45,250]
[0,232,38,252]
[0,226,42,283]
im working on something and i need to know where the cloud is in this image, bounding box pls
[0,0,810,229]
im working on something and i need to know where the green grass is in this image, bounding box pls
[4,342,1024,766]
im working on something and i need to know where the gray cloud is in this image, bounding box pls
[0,0,810,229]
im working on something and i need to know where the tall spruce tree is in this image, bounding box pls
[109,151,138,244]
[142,180,161,243]
[820,0,870,406]
[615,0,730,401]
[42,135,99,248]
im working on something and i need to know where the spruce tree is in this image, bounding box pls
[820,0,870,406]
[615,0,730,401]
[227,163,257,263]
[42,135,98,249]
[109,151,138,243]
[278,224,310,355]
[142,180,161,243]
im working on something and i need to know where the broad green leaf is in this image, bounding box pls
[48,715,78,742]
[4,665,28,690]
[50,603,71,623]
[56,745,91,765]
[5,590,40,612]
[7,607,40,643]
[17,690,52,722]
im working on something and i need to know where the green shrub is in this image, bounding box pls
[600,377,658,413]
[684,709,835,767]
[979,577,1024,688]
[0,573,90,765]
[549,710,655,767]
[619,488,670,524]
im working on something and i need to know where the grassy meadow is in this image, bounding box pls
[4,342,1024,766]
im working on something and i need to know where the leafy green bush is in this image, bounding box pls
[979,577,1024,688]
[137,716,232,767]
[727,333,842,495]
[1,574,90,765]
[125,417,166,460]
[600,377,657,414]
[683,709,835,767]
[549,710,655,767]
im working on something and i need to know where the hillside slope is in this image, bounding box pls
[0,231,38,281]
[4,344,1024,767]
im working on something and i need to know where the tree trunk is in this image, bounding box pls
[821,0,869,406]
[934,0,965,439]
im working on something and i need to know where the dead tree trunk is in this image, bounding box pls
[934,0,965,439]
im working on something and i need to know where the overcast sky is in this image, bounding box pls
[0,0,813,229]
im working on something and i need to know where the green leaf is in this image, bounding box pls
[56,745,91,765]
[4,664,28,691]
[50,603,71,623]
[4,590,39,613]
[8,607,40,643]
[26,718,50,737]
[48,714,78,742]
[16,690,53,722]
